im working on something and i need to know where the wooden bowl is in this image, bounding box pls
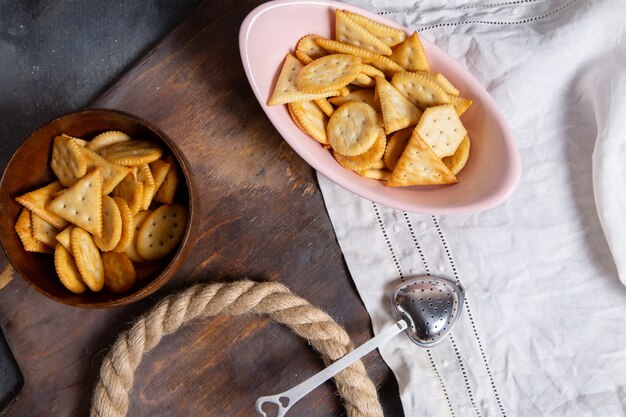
[0,109,198,308]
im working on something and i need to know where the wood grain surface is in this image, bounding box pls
[0,0,403,416]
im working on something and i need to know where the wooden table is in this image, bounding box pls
[0,1,403,415]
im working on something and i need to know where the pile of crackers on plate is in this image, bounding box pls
[268,9,473,186]
[14,132,188,294]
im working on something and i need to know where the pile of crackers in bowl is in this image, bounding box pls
[13,131,188,295]
[268,9,472,186]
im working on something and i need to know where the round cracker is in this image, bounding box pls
[102,252,137,293]
[136,204,188,261]
[54,244,88,294]
[328,102,380,156]
[124,210,152,263]
[87,131,131,152]
[93,196,123,252]
[99,140,163,166]
[70,227,104,292]
[296,54,361,94]
[333,128,386,171]
[112,197,134,253]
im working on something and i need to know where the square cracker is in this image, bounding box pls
[51,135,88,186]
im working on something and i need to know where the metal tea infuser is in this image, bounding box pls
[255,275,465,417]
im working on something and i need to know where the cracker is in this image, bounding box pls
[315,38,379,63]
[149,158,172,194]
[443,135,471,175]
[356,168,391,180]
[93,195,122,252]
[54,244,88,294]
[137,164,156,210]
[341,10,407,47]
[31,213,58,248]
[61,134,87,147]
[314,98,335,117]
[351,73,375,88]
[296,34,328,64]
[391,71,450,109]
[415,105,466,158]
[55,225,74,252]
[136,204,188,261]
[389,32,430,72]
[112,169,144,215]
[124,210,152,263]
[50,135,88,187]
[427,72,459,96]
[327,102,380,156]
[112,197,134,253]
[153,158,178,205]
[16,182,68,229]
[328,88,378,111]
[335,10,391,55]
[288,101,329,145]
[70,227,104,292]
[333,128,386,171]
[369,55,404,78]
[102,252,136,293]
[384,127,413,171]
[288,103,308,132]
[296,54,362,94]
[360,64,385,79]
[15,208,50,253]
[86,131,131,152]
[386,129,457,186]
[448,95,473,116]
[99,140,163,166]
[376,76,422,134]
[267,53,341,106]
[81,147,131,195]
[47,168,103,237]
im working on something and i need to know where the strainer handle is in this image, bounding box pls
[255,319,408,417]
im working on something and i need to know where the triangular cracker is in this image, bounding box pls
[55,225,74,252]
[386,130,457,186]
[15,208,51,253]
[384,127,413,171]
[80,147,131,195]
[335,10,391,55]
[15,182,68,229]
[51,135,88,187]
[267,53,342,106]
[47,168,103,237]
[389,32,430,72]
[375,77,422,134]
[448,95,473,116]
[341,10,407,47]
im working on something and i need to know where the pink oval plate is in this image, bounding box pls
[239,0,520,214]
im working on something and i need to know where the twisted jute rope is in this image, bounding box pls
[90,280,384,417]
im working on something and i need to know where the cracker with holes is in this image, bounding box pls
[86,131,131,152]
[112,169,144,215]
[288,101,329,145]
[99,140,163,166]
[102,252,137,293]
[136,204,187,261]
[16,182,68,229]
[376,76,422,134]
[31,213,58,248]
[15,208,51,253]
[328,101,380,156]
[389,32,430,72]
[70,227,104,292]
[296,54,362,94]
[387,129,456,186]
[415,105,466,159]
[54,244,88,294]
[51,135,88,187]
[112,196,134,253]
[335,9,391,55]
[93,195,122,251]
[333,128,386,171]
[124,210,152,263]
[391,72,450,110]
[267,54,341,106]
[47,168,103,237]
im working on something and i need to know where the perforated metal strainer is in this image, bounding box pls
[256,275,465,417]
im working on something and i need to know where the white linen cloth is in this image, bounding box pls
[318,1,626,416]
